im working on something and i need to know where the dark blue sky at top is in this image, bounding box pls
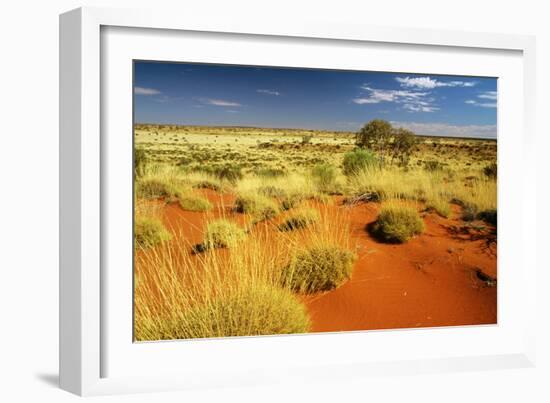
[134,61,498,138]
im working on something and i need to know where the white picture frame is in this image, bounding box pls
[59,6,537,396]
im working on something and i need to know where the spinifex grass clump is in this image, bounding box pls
[204,219,246,249]
[135,177,182,200]
[134,147,148,178]
[155,285,311,339]
[193,180,222,192]
[178,194,213,212]
[258,185,287,199]
[258,186,304,211]
[280,193,304,210]
[342,148,379,176]
[281,246,356,293]
[134,226,311,341]
[311,163,338,193]
[278,208,320,231]
[426,198,451,218]
[213,164,243,183]
[234,193,280,221]
[371,204,425,243]
[278,207,356,293]
[254,167,287,178]
[134,216,171,249]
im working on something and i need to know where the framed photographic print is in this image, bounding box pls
[60,6,537,396]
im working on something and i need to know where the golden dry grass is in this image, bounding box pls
[133,124,497,341]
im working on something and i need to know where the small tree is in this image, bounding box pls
[356,120,419,167]
[355,119,393,152]
[390,128,418,167]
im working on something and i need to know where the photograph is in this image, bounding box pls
[132,61,497,342]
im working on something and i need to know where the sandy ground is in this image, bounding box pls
[152,189,497,332]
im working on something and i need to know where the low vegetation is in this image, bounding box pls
[156,285,311,339]
[135,177,182,200]
[134,120,497,341]
[426,198,451,218]
[204,219,246,249]
[278,208,320,232]
[281,246,356,293]
[371,204,425,243]
[134,224,311,341]
[178,194,213,212]
[234,193,280,221]
[134,216,171,249]
[342,148,379,176]
[311,163,338,193]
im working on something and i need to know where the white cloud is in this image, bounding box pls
[202,98,242,107]
[353,86,429,104]
[152,95,186,103]
[353,85,437,112]
[391,121,496,139]
[134,87,161,95]
[395,76,476,89]
[402,104,440,113]
[257,89,281,96]
[478,91,497,100]
[465,91,498,108]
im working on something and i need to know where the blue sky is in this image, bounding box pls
[134,61,497,139]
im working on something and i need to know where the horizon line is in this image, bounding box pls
[134,122,497,140]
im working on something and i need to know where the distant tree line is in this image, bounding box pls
[355,119,419,166]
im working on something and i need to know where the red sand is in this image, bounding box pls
[303,202,496,332]
[154,192,497,332]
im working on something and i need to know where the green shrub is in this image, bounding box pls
[311,163,337,193]
[204,220,246,248]
[281,246,356,293]
[371,205,425,243]
[146,285,310,340]
[342,149,378,176]
[278,209,320,231]
[134,217,171,248]
[178,195,213,212]
[234,194,280,221]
